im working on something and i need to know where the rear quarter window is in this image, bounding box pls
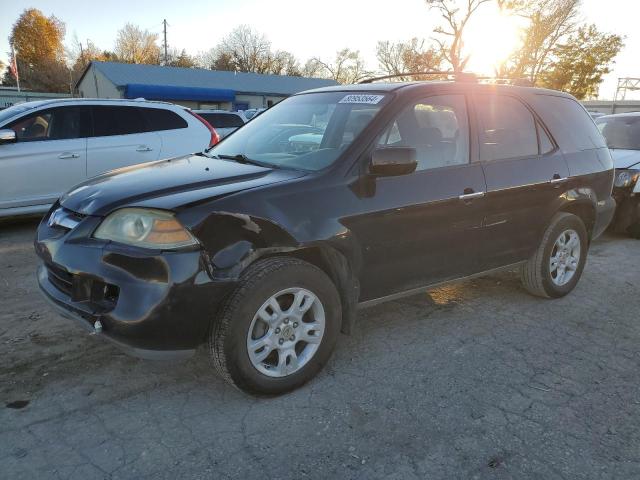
[139,108,188,131]
[530,94,606,152]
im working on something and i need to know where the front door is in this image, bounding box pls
[345,94,487,301]
[473,93,571,269]
[0,106,89,210]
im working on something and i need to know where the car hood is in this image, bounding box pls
[60,154,305,216]
[610,149,640,169]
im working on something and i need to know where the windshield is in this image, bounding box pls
[210,92,389,171]
[596,116,640,150]
[0,103,34,126]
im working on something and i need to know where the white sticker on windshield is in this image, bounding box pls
[338,94,385,105]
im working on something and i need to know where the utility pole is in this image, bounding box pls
[162,19,168,65]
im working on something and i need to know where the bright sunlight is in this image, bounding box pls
[464,3,523,75]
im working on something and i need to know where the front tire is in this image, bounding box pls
[209,257,341,396]
[520,212,588,298]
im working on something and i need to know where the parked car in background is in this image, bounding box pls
[193,110,246,139]
[241,108,266,120]
[595,112,640,238]
[36,81,614,395]
[589,111,606,120]
[0,98,214,218]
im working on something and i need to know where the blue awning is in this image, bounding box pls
[124,83,235,102]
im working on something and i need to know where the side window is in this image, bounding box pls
[139,108,188,131]
[8,111,53,141]
[378,94,469,171]
[531,95,607,151]
[476,95,539,161]
[92,106,149,137]
[7,107,88,141]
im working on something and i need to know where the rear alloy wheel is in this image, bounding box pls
[521,212,588,298]
[549,229,581,287]
[209,257,341,396]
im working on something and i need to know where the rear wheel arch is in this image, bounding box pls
[556,201,596,240]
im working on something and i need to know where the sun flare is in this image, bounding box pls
[463,4,523,75]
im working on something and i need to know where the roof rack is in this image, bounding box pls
[359,71,457,84]
[358,71,533,86]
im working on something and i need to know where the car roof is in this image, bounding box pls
[9,97,178,110]
[299,81,575,98]
[193,109,242,115]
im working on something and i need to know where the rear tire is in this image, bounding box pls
[209,257,341,396]
[520,212,588,298]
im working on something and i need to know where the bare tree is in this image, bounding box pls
[115,23,161,64]
[269,51,301,76]
[197,25,301,75]
[426,0,492,72]
[310,49,371,84]
[376,38,443,79]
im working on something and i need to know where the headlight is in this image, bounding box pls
[94,208,198,249]
[615,169,640,188]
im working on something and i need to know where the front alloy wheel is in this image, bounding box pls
[247,288,325,377]
[209,257,341,396]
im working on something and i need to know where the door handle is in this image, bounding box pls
[549,175,568,185]
[459,190,485,201]
[58,152,79,159]
[136,146,153,152]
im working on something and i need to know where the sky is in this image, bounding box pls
[0,0,637,99]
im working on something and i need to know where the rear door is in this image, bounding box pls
[86,105,161,177]
[346,94,487,301]
[0,106,89,210]
[473,93,570,269]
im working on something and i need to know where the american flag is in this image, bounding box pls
[9,47,19,83]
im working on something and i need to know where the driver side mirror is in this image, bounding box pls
[370,147,417,176]
[0,129,16,145]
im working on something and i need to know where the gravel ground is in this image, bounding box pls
[1,219,639,480]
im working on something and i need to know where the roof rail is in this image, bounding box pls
[359,71,533,87]
[358,71,457,84]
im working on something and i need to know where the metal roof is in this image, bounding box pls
[79,61,338,96]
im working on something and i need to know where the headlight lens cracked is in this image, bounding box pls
[94,208,198,249]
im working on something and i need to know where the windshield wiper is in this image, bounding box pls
[215,154,278,169]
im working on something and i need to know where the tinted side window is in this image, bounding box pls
[140,108,188,131]
[530,95,606,151]
[537,123,555,154]
[199,113,244,128]
[7,107,89,141]
[476,95,539,161]
[378,94,469,171]
[92,106,149,136]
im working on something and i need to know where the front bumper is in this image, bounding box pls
[612,187,640,233]
[35,207,237,358]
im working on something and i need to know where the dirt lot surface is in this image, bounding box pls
[1,219,639,479]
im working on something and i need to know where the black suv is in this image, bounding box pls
[35,81,615,395]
